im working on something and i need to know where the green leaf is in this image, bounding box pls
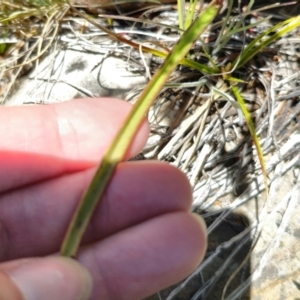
[0,43,6,54]
[231,85,268,191]
[185,0,198,29]
[234,15,300,68]
[60,0,222,257]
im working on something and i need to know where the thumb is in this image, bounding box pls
[0,257,92,300]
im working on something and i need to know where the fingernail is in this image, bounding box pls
[6,257,92,300]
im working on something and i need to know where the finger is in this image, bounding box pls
[0,270,23,300]
[0,257,92,300]
[0,98,149,191]
[0,162,192,260]
[78,212,207,300]
[1,98,148,160]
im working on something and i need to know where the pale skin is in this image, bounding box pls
[0,98,207,300]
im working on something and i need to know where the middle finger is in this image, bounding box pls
[0,161,192,261]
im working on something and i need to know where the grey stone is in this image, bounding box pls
[7,46,146,105]
[99,56,147,90]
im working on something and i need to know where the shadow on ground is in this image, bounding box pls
[144,210,252,300]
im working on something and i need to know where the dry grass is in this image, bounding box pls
[0,0,69,100]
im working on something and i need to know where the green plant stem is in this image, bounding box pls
[177,0,185,30]
[60,0,221,257]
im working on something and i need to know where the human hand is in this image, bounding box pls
[0,98,207,300]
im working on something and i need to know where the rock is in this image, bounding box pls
[7,45,147,105]
[99,56,147,90]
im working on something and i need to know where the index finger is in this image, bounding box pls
[2,98,148,160]
[0,98,149,191]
